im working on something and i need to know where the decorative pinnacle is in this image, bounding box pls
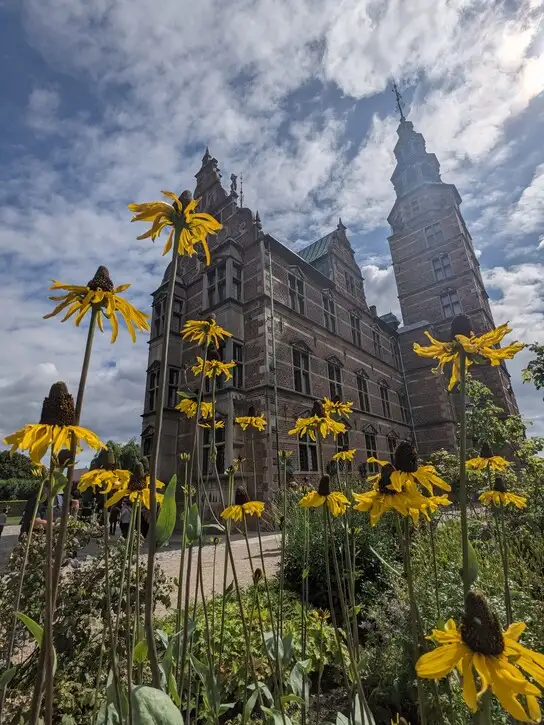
[255,210,262,232]
[392,80,406,122]
[202,146,211,165]
[337,217,346,231]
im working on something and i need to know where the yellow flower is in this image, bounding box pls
[279,450,293,460]
[299,475,350,517]
[311,609,330,622]
[192,356,236,381]
[77,469,131,494]
[479,477,527,509]
[467,443,509,472]
[417,591,544,723]
[198,419,225,429]
[322,397,353,418]
[332,448,357,462]
[235,413,267,431]
[128,190,222,265]
[221,487,265,521]
[104,467,164,510]
[368,441,451,495]
[288,415,346,441]
[176,398,214,419]
[413,316,524,391]
[43,266,150,344]
[31,464,46,477]
[181,318,232,348]
[3,382,105,464]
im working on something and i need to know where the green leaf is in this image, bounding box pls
[0,666,17,688]
[264,631,283,664]
[262,707,294,725]
[15,612,43,646]
[156,475,177,548]
[202,523,225,534]
[131,686,183,724]
[369,546,402,578]
[281,694,305,706]
[282,633,294,667]
[133,638,148,664]
[336,714,349,725]
[51,471,69,497]
[168,672,180,707]
[289,659,311,701]
[185,504,201,545]
[467,540,479,587]
[353,695,375,725]
[243,687,261,720]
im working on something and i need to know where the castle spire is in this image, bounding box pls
[202,146,211,165]
[392,80,406,122]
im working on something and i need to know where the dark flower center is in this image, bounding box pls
[493,477,507,493]
[39,382,76,426]
[87,266,114,292]
[247,405,256,417]
[480,441,494,459]
[128,463,146,492]
[393,441,418,473]
[311,399,324,418]
[450,314,473,339]
[378,464,397,495]
[173,190,193,213]
[317,475,331,497]
[235,487,250,505]
[460,591,504,655]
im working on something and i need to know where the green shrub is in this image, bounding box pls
[0,478,40,500]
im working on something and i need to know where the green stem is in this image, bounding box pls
[211,541,217,668]
[174,458,190,681]
[459,348,470,599]
[0,476,45,723]
[146,228,181,686]
[103,506,123,719]
[91,624,107,725]
[218,472,235,675]
[499,507,513,625]
[429,521,441,620]
[278,458,288,640]
[134,505,142,685]
[126,505,137,725]
[315,617,325,725]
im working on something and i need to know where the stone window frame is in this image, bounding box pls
[292,341,311,395]
[372,327,383,358]
[336,430,352,471]
[322,290,337,333]
[202,421,226,477]
[344,270,356,296]
[145,360,160,413]
[379,379,392,419]
[287,270,305,315]
[326,356,343,400]
[356,370,371,413]
[397,387,410,424]
[363,424,379,473]
[296,405,319,472]
[440,287,462,318]
[350,311,362,348]
[432,253,453,282]
[232,341,244,389]
[141,425,154,458]
[206,259,228,307]
[387,430,400,458]
[425,221,444,245]
[167,366,181,408]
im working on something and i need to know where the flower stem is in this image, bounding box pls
[174,458,190,681]
[134,505,143,685]
[499,506,513,626]
[459,348,470,599]
[315,616,325,725]
[428,520,441,620]
[0,476,45,724]
[102,506,123,718]
[44,454,55,725]
[278,457,288,640]
[126,504,138,725]
[146,228,181,686]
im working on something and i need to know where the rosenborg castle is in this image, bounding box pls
[140,115,518,500]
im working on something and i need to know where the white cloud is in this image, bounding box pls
[506,163,544,236]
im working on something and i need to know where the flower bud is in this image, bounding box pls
[450,314,473,339]
[393,440,418,473]
[39,382,75,427]
[479,442,493,459]
[317,475,331,497]
[461,590,504,655]
[87,266,114,292]
[234,487,250,505]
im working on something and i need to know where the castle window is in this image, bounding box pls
[380,384,391,418]
[410,199,420,214]
[440,289,462,318]
[328,362,342,400]
[392,340,402,368]
[357,374,370,412]
[207,262,227,307]
[373,329,382,357]
[293,348,311,395]
[167,367,180,408]
[365,433,378,472]
[233,264,242,302]
[387,434,397,457]
[425,222,444,245]
[147,368,159,412]
[171,299,183,332]
[232,342,244,388]
[323,295,336,333]
[345,271,356,296]
[398,390,410,424]
[299,434,318,472]
[288,274,305,314]
[336,432,352,471]
[432,254,452,281]
[202,425,225,477]
[350,313,362,347]
[142,435,153,458]
[153,298,165,337]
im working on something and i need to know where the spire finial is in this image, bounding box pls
[202,146,211,165]
[240,173,244,208]
[392,80,406,122]
[255,210,262,232]
[337,217,346,232]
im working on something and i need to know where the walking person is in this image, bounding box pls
[109,504,120,536]
[0,507,8,537]
[119,500,131,539]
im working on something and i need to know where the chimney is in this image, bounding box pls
[370,305,377,317]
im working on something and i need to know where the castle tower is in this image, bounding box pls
[387,94,518,452]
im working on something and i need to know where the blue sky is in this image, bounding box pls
[1,0,543,454]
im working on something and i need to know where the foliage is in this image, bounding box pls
[0,519,171,724]
[0,451,34,480]
[522,342,544,395]
[90,438,146,472]
[0,477,40,500]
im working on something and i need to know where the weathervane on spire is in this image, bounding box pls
[239,173,244,208]
[392,80,406,122]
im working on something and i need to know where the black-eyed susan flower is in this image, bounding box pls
[289,415,346,441]
[466,442,509,472]
[4,382,105,464]
[479,477,527,509]
[198,418,225,429]
[78,468,131,495]
[352,463,445,526]
[332,448,357,462]
[192,356,236,381]
[221,487,265,522]
[176,397,214,419]
[128,189,222,265]
[104,464,164,510]
[322,397,353,418]
[279,450,293,460]
[311,609,330,622]
[43,266,150,344]
[368,441,451,496]
[181,317,232,349]
[299,475,350,517]
[235,410,267,431]
[417,591,543,722]
[413,315,525,391]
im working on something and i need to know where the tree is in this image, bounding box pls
[89,438,145,473]
[0,451,33,480]
[522,343,544,397]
